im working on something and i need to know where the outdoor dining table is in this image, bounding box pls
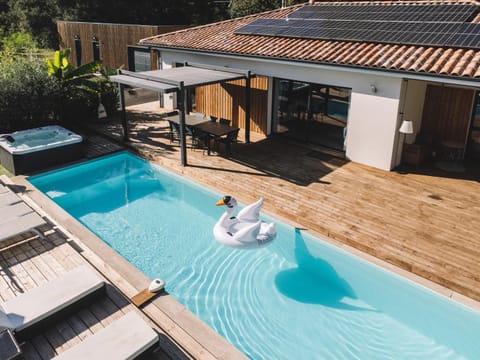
[163,113,209,127]
[194,121,240,155]
[163,114,209,147]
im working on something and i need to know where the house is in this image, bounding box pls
[57,21,188,70]
[137,0,480,171]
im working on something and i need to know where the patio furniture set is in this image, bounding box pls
[164,112,240,156]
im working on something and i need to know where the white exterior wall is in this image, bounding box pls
[160,51,404,170]
[347,79,402,170]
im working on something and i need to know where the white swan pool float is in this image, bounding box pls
[213,195,276,249]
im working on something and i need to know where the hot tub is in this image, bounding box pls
[0,125,83,175]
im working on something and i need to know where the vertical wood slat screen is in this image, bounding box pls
[195,76,269,135]
[421,84,475,144]
[57,22,186,70]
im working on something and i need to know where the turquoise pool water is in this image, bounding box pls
[29,152,480,359]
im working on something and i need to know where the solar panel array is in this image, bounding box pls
[235,4,480,50]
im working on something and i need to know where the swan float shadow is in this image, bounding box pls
[213,195,276,249]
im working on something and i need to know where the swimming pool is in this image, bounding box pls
[29,152,480,359]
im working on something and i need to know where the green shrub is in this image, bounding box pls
[0,31,37,56]
[0,57,61,132]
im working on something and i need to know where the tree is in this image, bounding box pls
[0,31,37,56]
[0,0,9,33]
[230,0,303,18]
[7,0,60,48]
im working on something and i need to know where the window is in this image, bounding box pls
[92,36,100,61]
[74,35,82,66]
[133,51,151,72]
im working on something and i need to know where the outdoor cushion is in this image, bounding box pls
[0,212,46,242]
[0,184,46,243]
[52,311,159,360]
[0,202,34,223]
[0,191,22,208]
[1,265,105,332]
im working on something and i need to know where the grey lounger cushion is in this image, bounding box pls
[52,311,159,360]
[0,212,46,241]
[0,190,22,208]
[0,265,104,332]
[0,189,46,243]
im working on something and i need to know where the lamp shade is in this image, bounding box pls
[399,120,414,134]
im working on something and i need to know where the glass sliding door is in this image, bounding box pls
[468,92,480,159]
[273,78,350,151]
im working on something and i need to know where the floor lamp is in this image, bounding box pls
[399,120,414,164]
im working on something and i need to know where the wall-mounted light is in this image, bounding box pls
[370,84,377,93]
[92,35,98,42]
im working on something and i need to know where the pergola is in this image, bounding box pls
[109,63,254,166]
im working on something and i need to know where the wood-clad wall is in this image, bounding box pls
[195,76,269,135]
[57,21,187,69]
[421,84,475,144]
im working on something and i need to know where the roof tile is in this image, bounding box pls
[141,0,480,80]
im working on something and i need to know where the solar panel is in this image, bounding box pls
[288,4,477,23]
[235,3,480,50]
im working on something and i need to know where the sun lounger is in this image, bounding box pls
[52,311,159,360]
[0,265,105,334]
[0,183,47,245]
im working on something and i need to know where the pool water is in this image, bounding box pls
[29,152,480,360]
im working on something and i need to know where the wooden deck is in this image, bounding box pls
[0,230,186,358]
[2,102,480,358]
[88,102,480,306]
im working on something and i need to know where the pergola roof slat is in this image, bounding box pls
[109,74,178,93]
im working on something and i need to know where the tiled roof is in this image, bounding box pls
[141,1,480,80]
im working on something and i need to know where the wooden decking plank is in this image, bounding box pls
[10,244,48,287]
[88,297,122,328]
[29,333,57,360]
[0,254,16,301]
[65,313,94,341]
[21,242,57,283]
[43,326,69,356]
[53,319,83,351]
[75,308,104,334]
[20,341,43,360]
[104,283,132,312]
[0,247,36,294]
[28,239,66,278]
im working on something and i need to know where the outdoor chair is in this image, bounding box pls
[0,181,47,246]
[214,128,240,156]
[52,311,159,360]
[169,121,206,150]
[0,265,105,337]
[168,121,181,143]
[219,118,230,125]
